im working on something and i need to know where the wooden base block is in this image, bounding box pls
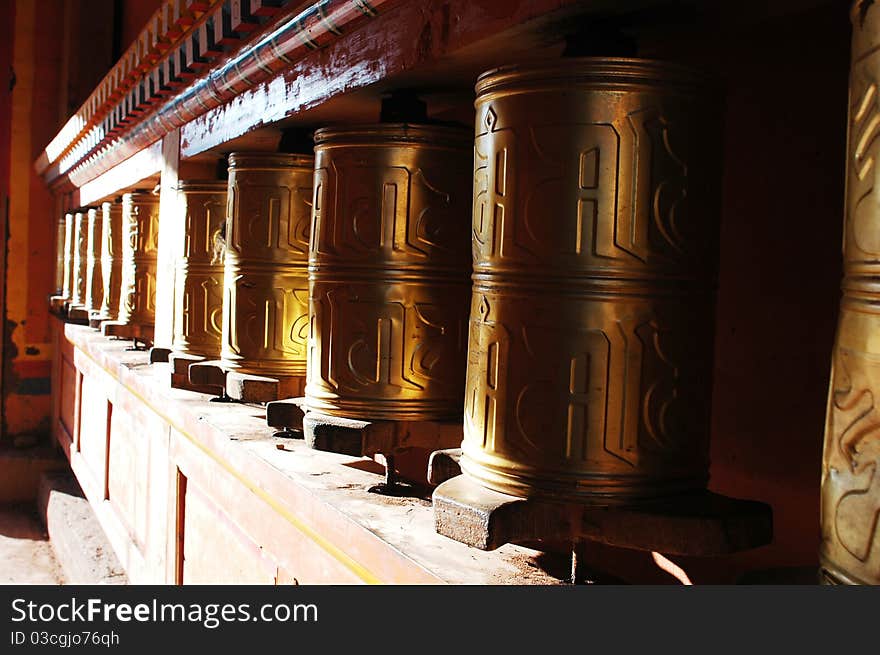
[88,312,112,329]
[304,411,463,458]
[101,321,155,344]
[67,305,91,323]
[187,359,226,389]
[187,361,304,403]
[265,397,306,431]
[428,448,463,485]
[225,371,305,404]
[149,347,172,364]
[432,474,773,555]
[168,353,218,394]
[49,296,68,315]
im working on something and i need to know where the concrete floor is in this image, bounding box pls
[0,504,63,584]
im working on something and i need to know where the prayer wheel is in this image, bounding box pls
[69,210,89,312]
[50,212,73,313]
[458,58,722,503]
[220,153,314,381]
[820,3,880,585]
[115,191,160,335]
[84,207,104,317]
[305,124,472,421]
[53,213,66,297]
[172,181,226,359]
[97,200,124,322]
[61,212,74,302]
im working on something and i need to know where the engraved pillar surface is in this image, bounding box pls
[306,124,473,421]
[84,207,104,314]
[98,200,124,322]
[62,213,74,301]
[117,192,160,328]
[820,3,880,585]
[220,153,314,378]
[459,58,722,503]
[54,213,66,296]
[70,211,89,308]
[172,181,227,359]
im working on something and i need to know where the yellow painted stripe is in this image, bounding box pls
[75,343,382,584]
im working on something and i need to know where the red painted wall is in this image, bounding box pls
[0,0,15,437]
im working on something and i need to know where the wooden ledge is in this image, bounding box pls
[61,322,560,584]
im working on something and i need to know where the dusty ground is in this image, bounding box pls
[0,504,63,584]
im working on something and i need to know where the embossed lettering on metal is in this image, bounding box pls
[84,207,104,314]
[820,3,880,586]
[70,211,89,309]
[98,200,124,322]
[306,124,473,421]
[172,181,227,359]
[220,153,315,379]
[117,192,160,328]
[459,58,722,503]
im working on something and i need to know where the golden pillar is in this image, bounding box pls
[103,192,159,342]
[458,59,722,503]
[93,199,124,325]
[820,3,880,585]
[84,207,104,319]
[67,210,90,320]
[219,153,314,388]
[305,125,472,421]
[172,181,226,359]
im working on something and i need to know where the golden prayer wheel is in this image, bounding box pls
[84,207,104,316]
[458,59,722,503]
[172,181,226,358]
[69,210,89,311]
[820,3,880,585]
[115,191,160,333]
[53,213,66,297]
[61,212,74,301]
[305,124,472,421]
[97,200,124,322]
[49,212,73,313]
[220,153,314,380]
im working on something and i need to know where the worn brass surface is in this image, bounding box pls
[459,58,721,503]
[172,181,226,359]
[306,124,472,421]
[53,213,66,297]
[220,153,314,379]
[61,212,74,301]
[97,200,124,322]
[116,192,160,329]
[820,3,880,585]
[84,207,103,314]
[69,211,89,309]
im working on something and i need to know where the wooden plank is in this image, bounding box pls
[76,140,163,206]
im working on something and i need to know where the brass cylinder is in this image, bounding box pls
[53,213,66,296]
[459,59,721,503]
[61,212,74,301]
[84,207,104,314]
[172,181,227,358]
[117,192,160,329]
[98,200,124,322]
[820,4,880,585]
[220,153,314,379]
[306,124,472,421]
[69,211,89,309]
